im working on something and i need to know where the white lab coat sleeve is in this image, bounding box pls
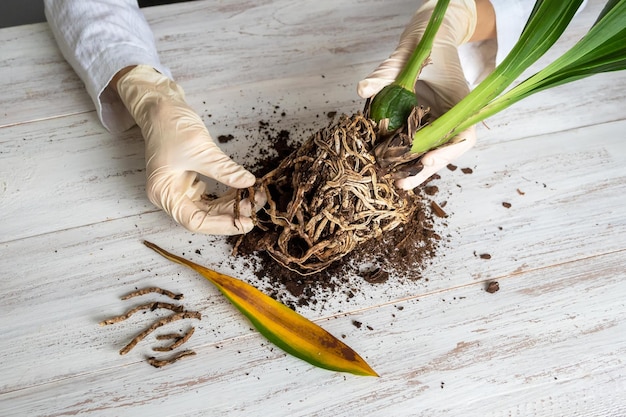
[459,0,588,88]
[44,0,172,133]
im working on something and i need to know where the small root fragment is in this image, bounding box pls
[121,287,183,301]
[156,333,183,340]
[119,311,201,355]
[147,350,197,368]
[430,201,448,218]
[153,327,195,352]
[99,302,184,326]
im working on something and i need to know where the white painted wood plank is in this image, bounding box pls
[1,0,626,416]
[2,0,625,137]
[1,249,624,416]
[1,118,624,393]
[0,0,413,127]
[2,111,624,259]
[2,74,625,243]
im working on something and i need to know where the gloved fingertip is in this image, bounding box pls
[185,211,256,235]
[357,79,386,99]
[420,154,436,167]
[222,217,255,235]
[237,218,256,234]
[253,189,268,210]
[396,172,428,190]
[220,169,256,189]
[241,171,257,187]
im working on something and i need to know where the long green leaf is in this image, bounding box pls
[460,0,626,128]
[410,0,585,153]
[143,241,379,377]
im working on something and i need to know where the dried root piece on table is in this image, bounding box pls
[248,113,417,274]
[153,327,195,352]
[121,287,183,301]
[156,333,184,340]
[99,302,184,326]
[119,311,201,355]
[147,350,197,368]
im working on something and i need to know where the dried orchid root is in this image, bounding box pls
[153,327,195,352]
[121,287,183,301]
[147,350,197,368]
[99,302,184,326]
[247,112,417,274]
[156,333,183,340]
[119,311,201,355]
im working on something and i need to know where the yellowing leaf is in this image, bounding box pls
[143,241,378,377]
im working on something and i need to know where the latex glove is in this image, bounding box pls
[358,0,478,190]
[117,65,263,235]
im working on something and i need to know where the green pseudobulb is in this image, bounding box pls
[369,84,417,132]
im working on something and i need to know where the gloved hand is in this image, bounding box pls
[358,0,478,190]
[116,65,263,235]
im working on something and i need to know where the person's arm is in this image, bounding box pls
[44,0,169,133]
[44,1,263,235]
[471,0,496,42]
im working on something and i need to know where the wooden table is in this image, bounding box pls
[1,1,625,415]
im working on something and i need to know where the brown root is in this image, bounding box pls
[120,287,183,301]
[245,113,419,274]
[153,327,195,352]
[119,311,201,355]
[99,302,184,326]
[147,350,197,368]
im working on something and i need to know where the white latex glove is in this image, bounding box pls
[117,65,264,235]
[358,0,478,190]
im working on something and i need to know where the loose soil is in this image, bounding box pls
[228,119,446,308]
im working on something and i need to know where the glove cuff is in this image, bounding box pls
[116,65,186,128]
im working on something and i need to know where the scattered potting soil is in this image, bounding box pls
[486,281,500,293]
[217,134,235,143]
[227,119,445,308]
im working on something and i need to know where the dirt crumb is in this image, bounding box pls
[217,134,235,143]
[424,185,439,196]
[502,202,512,208]
[486,281,500,293]
[461,167,473,174]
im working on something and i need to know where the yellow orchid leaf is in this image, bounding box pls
[143,241,378,377]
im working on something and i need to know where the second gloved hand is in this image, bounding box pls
[358,0,478,190]
[116,65,263,235]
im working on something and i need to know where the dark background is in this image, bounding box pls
[0,0,194,28]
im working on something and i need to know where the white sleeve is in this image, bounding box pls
[44,0,172,133]
[459,0,588,88]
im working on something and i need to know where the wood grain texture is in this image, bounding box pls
[1,0,625,416]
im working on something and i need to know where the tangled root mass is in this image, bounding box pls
[245,112,419,274]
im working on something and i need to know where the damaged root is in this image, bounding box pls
[99,302,184,326]
[119,311,201,355]
[147,350,197,368]
[153,327,196,352]
[121,287,183,301]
